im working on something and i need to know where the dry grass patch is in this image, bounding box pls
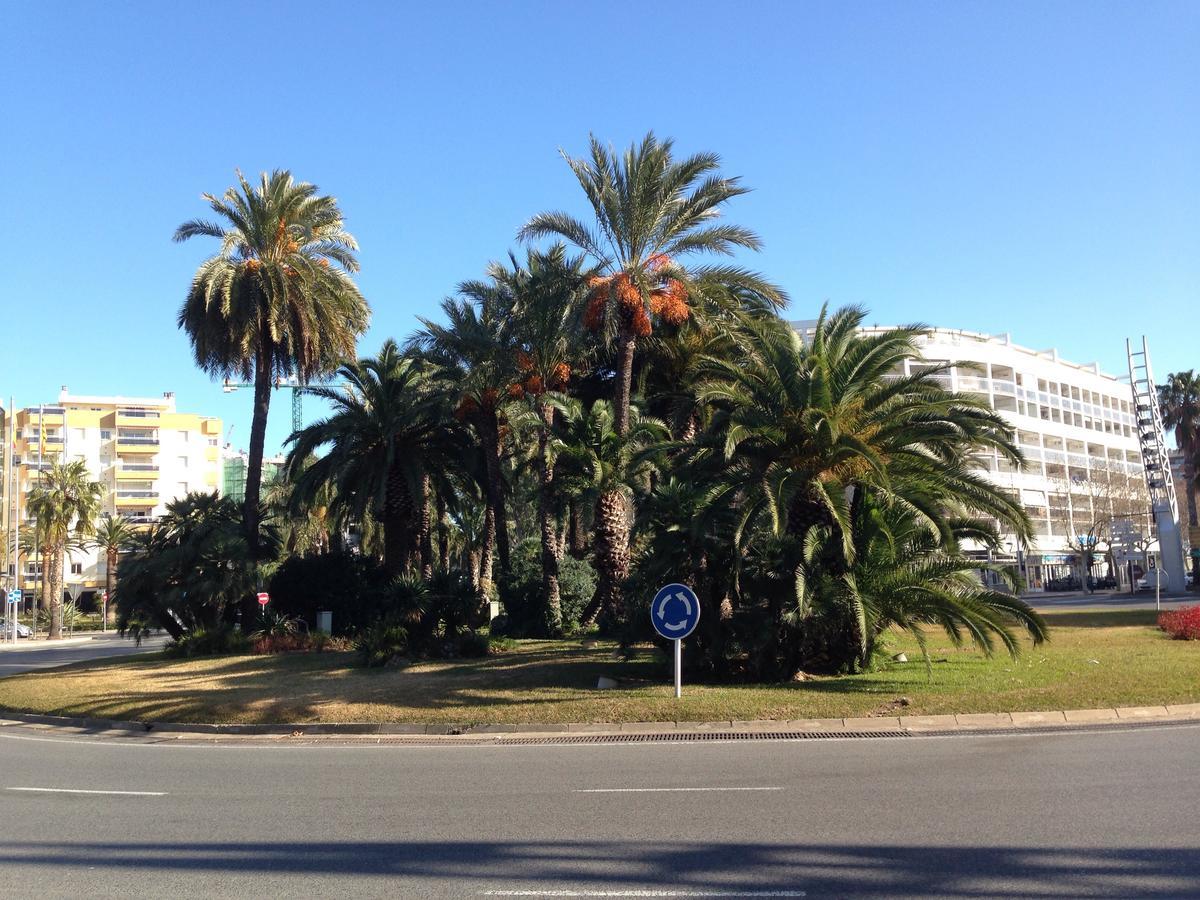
[0,611,1196,725]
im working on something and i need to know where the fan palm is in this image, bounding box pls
[285,340,461,577]
[26,460,103,639]
[91,513,135,625]
[554,399,667,626]
[1158,371,1200,530]
[519,132,784,437]
[174,169,370,553]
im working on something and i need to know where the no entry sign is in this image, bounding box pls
[257,592,270,607]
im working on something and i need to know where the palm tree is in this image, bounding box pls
[410,283,520,579]
[174,169,370,553]
[91,513,135,626]
[26,460,103,639]
[1159,371,1200,527]
[285,340,461,577]
[496,244,590,634]
[519,132,784,437]
[554,400,667,626]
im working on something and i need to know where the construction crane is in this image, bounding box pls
[221,377,314,433]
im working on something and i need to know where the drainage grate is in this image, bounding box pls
[494,730,909,745]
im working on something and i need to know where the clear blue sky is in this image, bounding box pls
[1,1,1196,454]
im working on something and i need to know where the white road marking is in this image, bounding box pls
[573,787,783,793]
[8,787,166,796]
[480,891,807,897]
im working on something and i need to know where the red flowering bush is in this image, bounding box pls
[1158,605,1200,640]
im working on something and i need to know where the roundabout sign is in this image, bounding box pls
[650,583,700,698]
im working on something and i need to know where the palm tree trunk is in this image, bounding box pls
[105,548,117,626]
[478,504,496,603]
[538,403,563,636]
[436,492,450,574]
[419,472,434,580]
[383,461,415,576]
[585,489,630,628]
[244,344,274,556]
[48,544,64,640]
[480,413,511,573]
[568,498,588,559]
[1186,455,1199,582]
[614,332,637,437]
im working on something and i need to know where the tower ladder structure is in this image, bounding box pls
[1127,336,1186,591]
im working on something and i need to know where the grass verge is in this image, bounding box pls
[0,611,1196,725]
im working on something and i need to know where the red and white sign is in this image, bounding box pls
[256,592,270,607]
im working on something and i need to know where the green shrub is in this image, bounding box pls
[355,622,410,668]
[164,626,250,658]
[498,538,596,636]
[268,551,390,636]
[456,631,490,658]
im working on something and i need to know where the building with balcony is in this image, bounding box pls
[792,323,1154,591]
[4,387,222,602]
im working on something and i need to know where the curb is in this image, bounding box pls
[4,703,1200,741]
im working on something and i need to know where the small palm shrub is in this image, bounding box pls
[1159,606,1200,640]
[164,626,250,658]
[355,622,410,667]
[249,610,301,640]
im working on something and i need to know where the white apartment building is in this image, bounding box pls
[793,323,1153,591]
[7,388,222,601]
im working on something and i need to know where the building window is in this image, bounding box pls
[72,427,86,442]
[70,563,83,575]
[207,438,218,447]
[100,430,111,440]
[177,482,188,496]
[178,455,189,469]
[178,430,189,443]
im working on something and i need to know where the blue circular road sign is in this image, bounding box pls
[650,583,701,640]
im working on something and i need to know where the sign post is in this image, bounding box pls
[649,583,701,699]
[257,592,270,609]
[4,589,19,642]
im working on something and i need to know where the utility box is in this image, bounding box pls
[317,610,333,634]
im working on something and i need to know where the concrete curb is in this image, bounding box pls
[0,635,99,650]
[3,703,1200,741]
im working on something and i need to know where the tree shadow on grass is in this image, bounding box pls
[0,839,1196,897]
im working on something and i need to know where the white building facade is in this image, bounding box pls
[794,324,1153,591]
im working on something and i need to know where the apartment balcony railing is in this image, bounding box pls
[117,464,159,472]
[117,409,160,419]
[125,515,158,525]
[116,490,158,499]
[116,436,159,445]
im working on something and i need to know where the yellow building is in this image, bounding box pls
[5,388,221,602]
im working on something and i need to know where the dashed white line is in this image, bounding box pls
[7,787,166,796]
[573,787,783,794]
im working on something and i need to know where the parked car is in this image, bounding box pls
[0,618,32,638]
[1136,570,1168,591]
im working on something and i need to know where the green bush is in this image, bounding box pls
[498,538,596,636]
[355,622,410,668]
[163,626,250,658]
[456,631,490,658]
[268,551,390,636]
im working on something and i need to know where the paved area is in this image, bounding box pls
[0,719,1197,897]
[1028,591,1193,611]
[0,632,167,676]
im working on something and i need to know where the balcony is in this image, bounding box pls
[116,434,159,453]
[116,490,159,505]
[116,464,159,479]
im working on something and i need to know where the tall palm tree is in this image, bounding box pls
[410,283,520,578]
[501,244,591,635]
[1159,371,1200,530]
[285,340,461,577]
[696,308,1030,557]
[174,169,370,553]
[26,460,103,639]
[519,132,784,437]
[91,513,135,626]
[554,400,666,626]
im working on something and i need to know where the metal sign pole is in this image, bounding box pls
[674,639,682,699]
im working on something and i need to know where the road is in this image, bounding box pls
[1028,591,1193,612]
[0,632,168,676]
[0,722,1197,897]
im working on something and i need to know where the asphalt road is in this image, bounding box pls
[1028,592,1193,612]
[0,722,1197,898]
[0,632,168,676]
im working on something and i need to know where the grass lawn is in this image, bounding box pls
[0,611,1196,725]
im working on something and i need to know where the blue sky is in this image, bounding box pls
[1,1,1196,454]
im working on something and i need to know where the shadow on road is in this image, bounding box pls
[1,840,1196,896]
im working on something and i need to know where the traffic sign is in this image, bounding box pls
[650,583,700,640]
[6,589,21,603]
[257,592,270,607]
[1148,555,1156,570]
